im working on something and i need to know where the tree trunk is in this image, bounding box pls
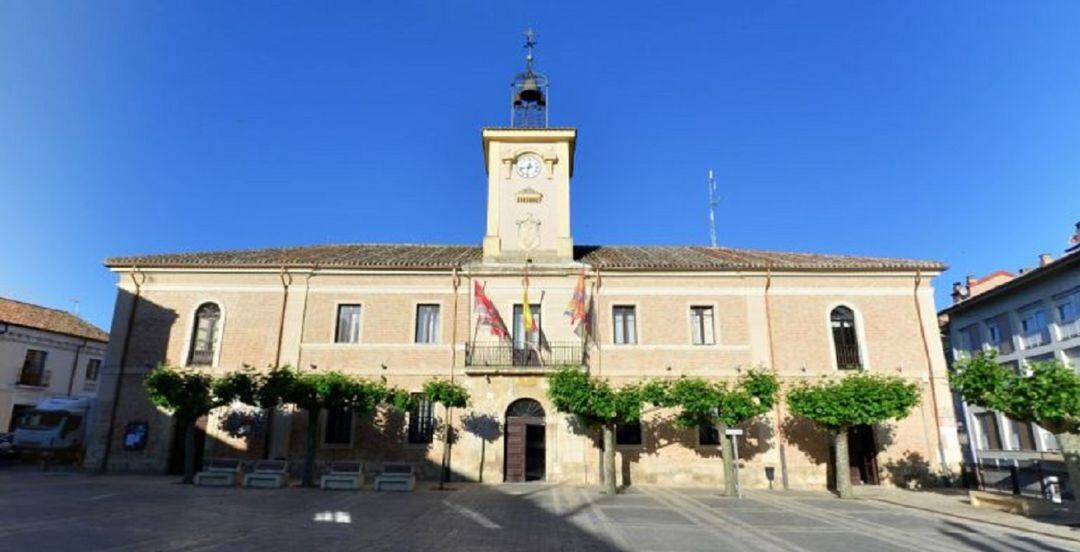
[439,405,452,490]
[833,427,853,499]
[1055,432,1080,499]
[302,409,318,487]
[182,418,196,485]
[261,407,275,460]
[602,423,617,495]
[719,422,738,497]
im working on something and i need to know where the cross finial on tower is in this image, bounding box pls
[524,28,537,71]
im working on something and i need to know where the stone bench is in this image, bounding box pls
[320,461,365,491]
[194,458,243,487]
[243,460,290,489]
[374,463,416,492]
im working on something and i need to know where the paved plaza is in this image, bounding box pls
[0,470,1076,551]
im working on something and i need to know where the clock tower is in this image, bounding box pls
[482,31,576,264]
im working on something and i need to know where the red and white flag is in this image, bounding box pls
[474,281,510,340]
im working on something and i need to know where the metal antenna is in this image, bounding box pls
[707,169,719,248]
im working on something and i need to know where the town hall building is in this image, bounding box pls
[86,37,962,490]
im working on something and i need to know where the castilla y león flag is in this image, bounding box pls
[474,281,510,340]
[564,270,588,326]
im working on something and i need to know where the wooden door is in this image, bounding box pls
[848,424,879,485]
[504,419,526,482]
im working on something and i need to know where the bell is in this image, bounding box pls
[516,78,544,105]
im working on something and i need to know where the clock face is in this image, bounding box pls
[515,154,542,179]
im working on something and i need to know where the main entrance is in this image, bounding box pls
[504,399,545,482]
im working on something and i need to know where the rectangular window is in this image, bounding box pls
[324,407,352,445]
[407,393,434,444]
[85,359,101,382]
[974,412,1002,450]
[1009,419,1037,451]
[690,306,715,345]
[698,423,721,445]
[19,349,48,386]
[612,306,637,345]
[615,422,642,446]
[415,304,441,344]
[335,305,362,343]
[986,322,1001,349]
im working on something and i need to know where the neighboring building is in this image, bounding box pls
[86,38,962,490]
[940,222,1080,475]
[0,297,108,431]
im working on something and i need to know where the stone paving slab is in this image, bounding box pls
[0,470,1077,551]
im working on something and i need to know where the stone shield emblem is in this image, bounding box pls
[516,213,541,251]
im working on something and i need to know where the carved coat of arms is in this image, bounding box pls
[516,213,541,251]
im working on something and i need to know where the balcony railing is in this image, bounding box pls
[835,344,862,370]
[1059,319,1080,341]
[17,369,50,387]
[465,342,585,369]
[188,349,215,366]
[1020,330,1051,350]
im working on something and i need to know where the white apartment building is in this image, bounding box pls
[0,297,108,432]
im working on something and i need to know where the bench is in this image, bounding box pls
[243,460,290,489]
[194,458,243,487]
[320,461,365,491]
[374,463,416,492]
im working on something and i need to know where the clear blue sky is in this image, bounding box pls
[2,1,1079,331]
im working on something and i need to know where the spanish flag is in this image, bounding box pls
[522,272,537,333]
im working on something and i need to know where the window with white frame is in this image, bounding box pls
[335,304,362,343]
[188,303,221,366]
[985,321,1001,351]
[1055,290,1080,340]
[689,306,715,345]
[415,304,440,344]
[612,306,637,345]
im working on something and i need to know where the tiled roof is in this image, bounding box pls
[105,243,944,272]
[0,297,109,342]
[940,247,1080,315]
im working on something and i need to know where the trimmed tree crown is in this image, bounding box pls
[951,351,1080,435]
[547,367,644,427]
[787,373,920,430]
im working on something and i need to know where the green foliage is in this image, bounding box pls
[423,379,470,409]
[282,370,390,416]
[144,364,218,421]
[547,367,645,426]
[645,370,779,428]
[212,366,261,406]
[952,351,1080,434]
[256,365,300,409]
[787,373,920,430]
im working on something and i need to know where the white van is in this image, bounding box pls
[12,396,95,457]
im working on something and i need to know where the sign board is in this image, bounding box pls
[725,428,744,436]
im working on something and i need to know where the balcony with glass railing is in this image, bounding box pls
[1020,329,1052,350]
[1058,318,1080,341]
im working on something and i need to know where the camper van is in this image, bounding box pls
[12,396,95,459]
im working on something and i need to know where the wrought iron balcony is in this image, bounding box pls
[188,349,215,366]
[835,344,862,370]
[464,342,585,369]
[17,369,50,387]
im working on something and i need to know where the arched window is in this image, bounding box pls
[188,302,221,366]
[830,306,862,370]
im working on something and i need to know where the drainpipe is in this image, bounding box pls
[450,266,461,383]
[100,266,146,473]
[274,267,292,367]
[764,269,789,490]
[914,270,949,472]
[66,338,89,396]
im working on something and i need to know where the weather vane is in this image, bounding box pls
[524,28,537,72]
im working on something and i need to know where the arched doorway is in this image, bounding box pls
[504,399,545,482]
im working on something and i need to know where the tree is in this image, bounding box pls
[144,365,220,484]
[787,373,920,498]
[952,351,1080,495]
[645,371,779,497]
[547,367,647,495]
[283,371,391,487]
[423,379,470,490]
